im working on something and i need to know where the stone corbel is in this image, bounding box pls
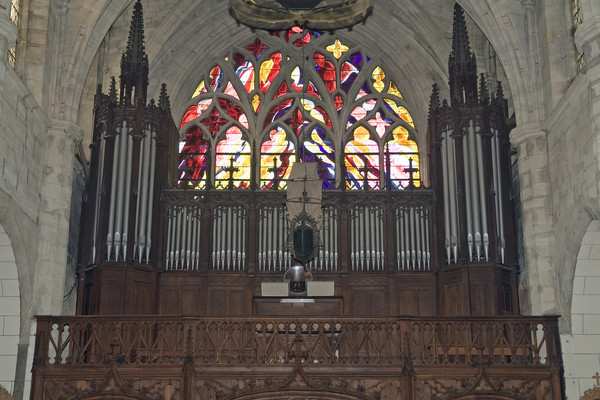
[49,119,84,147]
[509,122,546,148]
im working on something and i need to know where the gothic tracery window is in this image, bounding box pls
[178,27,420,190]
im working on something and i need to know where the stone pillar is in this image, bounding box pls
[509,122,558,315]
[32,120,83,315]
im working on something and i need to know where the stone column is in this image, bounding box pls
[32,120,83,315]
[509,122,558,316]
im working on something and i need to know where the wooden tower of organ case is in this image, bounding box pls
[77,0,179,315]
[428,4,518,316]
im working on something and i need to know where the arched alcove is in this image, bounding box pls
[0,223,20,395]
[562,220,600,400]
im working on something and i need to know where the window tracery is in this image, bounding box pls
[178,27,420,190]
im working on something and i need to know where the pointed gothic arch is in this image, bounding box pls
[177,27,421,191]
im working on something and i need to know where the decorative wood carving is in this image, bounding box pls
[0,387,13,400]
[581,387,600,400]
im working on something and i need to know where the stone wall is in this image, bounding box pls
[544,74,597,327]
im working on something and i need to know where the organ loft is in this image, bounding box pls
[30,1,565,399]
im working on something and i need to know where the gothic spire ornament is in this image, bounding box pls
[120,0,149,105]
[448,3,478,105]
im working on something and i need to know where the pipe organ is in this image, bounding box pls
[350,206,384,271]
[212,205,247,271]
[165,205,202,270]
[77,2,518,320]
[395,206,430,270]
[258,206,289,271]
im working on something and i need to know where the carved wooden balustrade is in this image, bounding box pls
[31,315,564,399]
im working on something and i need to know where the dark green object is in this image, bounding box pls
[293,224,314,265]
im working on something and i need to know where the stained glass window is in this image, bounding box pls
[260,126,296,189]
[345,126,380,190]
[384,126,420,189]
[214,127,251,189]
[178,28,420,191]
[179,127,210,189]
[301,127,335,189]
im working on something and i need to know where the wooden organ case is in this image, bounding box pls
[31,2,564,400]
[77,7,518,320]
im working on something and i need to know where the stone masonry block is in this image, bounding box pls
[589,244,600,259]
[583,315,600,334]
[584,277,600,294]
[572,314,584,334]
[578,244,592,259]
[0,280,19,297]
[575,260,600,276]
[0,245,16,262]
[573,276,585,295]
[0,297,19,316]
[565,353,600,376]
[583,231,600,245]
[572,294,600,314]
[0,335,18,355]
[2,316,19,336]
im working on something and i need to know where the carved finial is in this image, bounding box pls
[109,77,117,103]
[119,0,149,106]
[448,3,478,106]
[479,73,489,104]
[428,83,440,118]
[159,83,171,111]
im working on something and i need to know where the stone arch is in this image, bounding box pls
[0,223,20,395]
[562,220,600,400]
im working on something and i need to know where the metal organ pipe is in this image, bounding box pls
[475,125,489,261]
[145,131,156,263]
[121,131,133,260]
[114,122,129,261]
[107,125,120,260]
[492,129,505,264]
[441,131,450,264]
[136,129,149,262]
[92,131,106,264]
[465,120,481,260]
[462,126,474,261]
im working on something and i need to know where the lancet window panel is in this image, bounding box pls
[395,206,431,271]
[177,28,421,191]
[350,206,384,271]
[212,205,247,271]
[165,205,202,271]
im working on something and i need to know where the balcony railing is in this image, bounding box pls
[35,315,560,368]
